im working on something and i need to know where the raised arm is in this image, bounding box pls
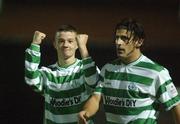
[76,34,100,87]
[76,34,89,59]
[78,94,101,124]
[24,31,46,93]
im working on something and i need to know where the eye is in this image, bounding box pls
[68,40,73,43]
[115,35,130,43]
[57,39,64,44]
[120,36,129,42]
[115,36,120,40]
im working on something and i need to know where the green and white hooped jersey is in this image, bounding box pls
[95,54,180,124]
[25,44,99,124]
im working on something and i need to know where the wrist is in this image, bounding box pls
[78,45,87,51]
[32,41,41,45]
[79,47,89,59]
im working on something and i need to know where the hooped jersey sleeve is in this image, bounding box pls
[82,57,100,88]
[155,68,180,110]
[25,43,45,93]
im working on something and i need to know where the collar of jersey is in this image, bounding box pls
[121,54,144,66]
[55,58,80,69]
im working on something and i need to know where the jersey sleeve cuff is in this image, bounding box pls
[165,95,180,111]
[30,43,40,52]
[82,57,93,65]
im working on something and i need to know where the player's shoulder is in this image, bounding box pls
[134,55,165,72]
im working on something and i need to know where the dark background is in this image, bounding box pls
[0,0,180,124]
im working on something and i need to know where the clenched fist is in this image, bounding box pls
[32,31,46,45]
[76,34,88,49]
[76,34,89,58]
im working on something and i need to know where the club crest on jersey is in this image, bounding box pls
[128,83,138,91]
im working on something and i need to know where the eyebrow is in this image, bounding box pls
[115,35,129,38]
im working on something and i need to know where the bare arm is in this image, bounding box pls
[172,103,180,124]
[78,94,101,124]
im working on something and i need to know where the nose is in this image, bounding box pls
[115,38,123,45]
[63,41,69,47]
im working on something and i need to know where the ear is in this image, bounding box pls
[135,39,143,48]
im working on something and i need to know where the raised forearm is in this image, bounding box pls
[76,34,90,59]
[25,31,46,92]
[79,45,89,59]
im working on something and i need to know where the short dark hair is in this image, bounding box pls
[115,18,145,40]
[57,24,77,33]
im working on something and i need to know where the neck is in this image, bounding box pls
[121,49,142,64]
[58,56,76,68]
